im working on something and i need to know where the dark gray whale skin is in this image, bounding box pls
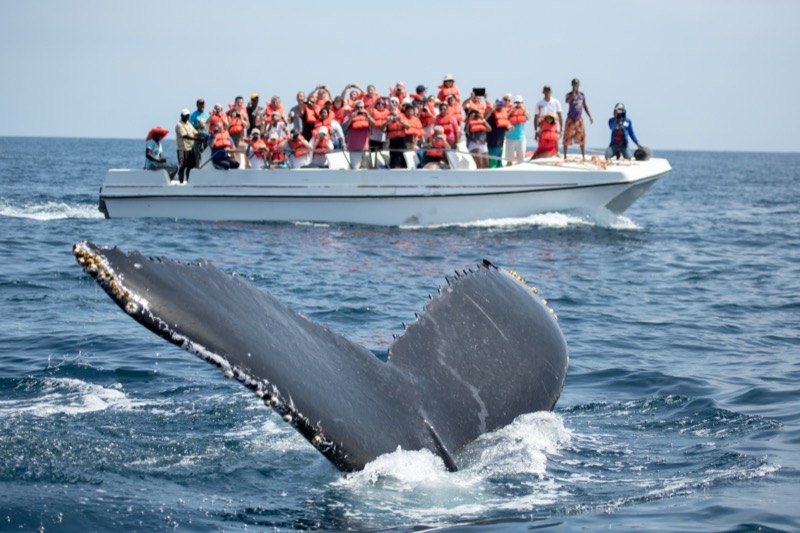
[73,242,568,472]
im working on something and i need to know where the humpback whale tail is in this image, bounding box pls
[73,242,568,472]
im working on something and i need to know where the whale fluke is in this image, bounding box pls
[73,242,568,472]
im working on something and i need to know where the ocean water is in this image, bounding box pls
[0,138,798,532]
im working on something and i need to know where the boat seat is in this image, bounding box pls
[446,150,476,170]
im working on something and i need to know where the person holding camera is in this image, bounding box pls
[245,129,269,170]
[279,131,313,169]
[342,100,375,169]
[308,126,333,168]
[383,108,410,169]
[465,108,492,169]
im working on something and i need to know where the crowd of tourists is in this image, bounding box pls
[143,75,642,182]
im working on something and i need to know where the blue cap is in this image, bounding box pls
[495,99,505,107]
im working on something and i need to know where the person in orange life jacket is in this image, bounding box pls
[465,108,492,169]
[487,99,511,169]
[605,103,640,160]
[533,113,560,159]
[279,130,313,169]
[209,124,240,170]
[382,107,410,169]
[265,96,285,125]
[342,100,375,169]
[446,94,463,127]
[228,110,246,148]
[229,96,250,141]
[366,97,390,167]
[437,73,461,105]
[402,102,424,152]
[435,102,459,146]
[418,95,437,139]
[421,125,451,168]
[266,132,287,169]
[245,129,269,170]
[463,90,487,116]
[389,81,408,101]
[505,95,531,166]
[145,127,178,179]
[318,104,346,151]
[306,126,333,168]
[208,104,230,134]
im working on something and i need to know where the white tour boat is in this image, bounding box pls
[99,149,671,226]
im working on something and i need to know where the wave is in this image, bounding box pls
[403,210,641,230]
[0,198,103,220]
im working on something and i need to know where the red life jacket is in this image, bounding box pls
[229,117,244,135]
[386,118,407,139]
[493,109,511,129]
[267,139,285,163]
[434,114,454,137]
[538,120,559,152]
[288,137,309,157]
[467,117,488,133]
[312,116,333,137]
[389,87,408,101]
[266,103,284,117]
[348,111,370,130]
[212,131,233,149]
[332,105,347,123]
[302,106,317,125]
[508,107,528,125]
[370,106,390,128]
[313,136,329,155]
[437,84,461,104]
[419,103,436,127]
[249,138,267,158]
[447,102,463,123]
[405,115,424,137]
[427,136,447,159]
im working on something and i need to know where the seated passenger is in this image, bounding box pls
[307,126,333,168]
[208,104,229,133]
[421,125,451,168]
[266,132,287,168]
[245,129,268,169]
[280,131,313,169]
[209,124,240,170]
[533,112,560,159]
[145,127,178,179]
[464,109,492,169]
[605,103,640,160]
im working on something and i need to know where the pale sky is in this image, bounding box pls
[1,0,797,153]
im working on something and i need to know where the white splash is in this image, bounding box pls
[0,199,103,220]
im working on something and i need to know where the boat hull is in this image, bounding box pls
[99,157,671,226]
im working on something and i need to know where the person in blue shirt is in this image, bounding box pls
[189,98,210,129]
[605,103,640,160]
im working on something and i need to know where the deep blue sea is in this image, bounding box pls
[1,138,798,532]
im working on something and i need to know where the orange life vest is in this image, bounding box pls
[302,106,317,125]
[437,84,461,104]
[537,120,559,152]
[389,87,408,101]
[288,137,309,157]
[386,118,407,139]
[267,139,285,163]
[332,105,347,123]
[405,115,424,138]
[447,102,463,123]
[249,138,267,158]
[348,111,370,130]
[229,117,244,135]
[266,102,284,118]
[434,114,454,137]
[464,101,486,116]
[360,92,380,108]
[493,109,511,129]
[312,116,333,137]
[370,106,390,129]
[467,117,489,133]
[313,136,329,156]
[427,136,447,159]
[419,103,436,127]
[212,131,233,149]
[508,107,528,125]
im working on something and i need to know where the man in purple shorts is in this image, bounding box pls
[563,78,594,160]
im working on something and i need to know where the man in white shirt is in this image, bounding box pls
[534,85,563,154]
